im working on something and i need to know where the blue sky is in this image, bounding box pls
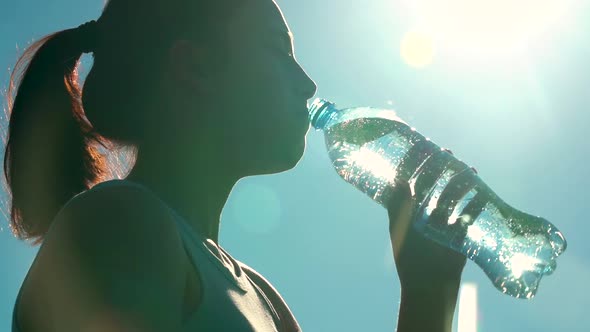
[1,1,589,331]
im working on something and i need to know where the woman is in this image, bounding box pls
[4,0,466,331]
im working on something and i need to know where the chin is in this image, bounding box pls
[242,137,306,175]
[284,140,306,168]
[256,146,305,175]
[270,155,303,174]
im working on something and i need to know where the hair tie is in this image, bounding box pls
[76,20,98,53]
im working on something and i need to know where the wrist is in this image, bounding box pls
[401,279,461,304]
[397,282,461,332]
[401,281,460,302]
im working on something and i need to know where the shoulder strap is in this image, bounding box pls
[240,263,302,332]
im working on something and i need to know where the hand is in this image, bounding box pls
[386,180,467,291]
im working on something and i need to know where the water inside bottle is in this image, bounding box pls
[324,116,567,299]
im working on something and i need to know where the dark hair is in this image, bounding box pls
[2,0,236,245]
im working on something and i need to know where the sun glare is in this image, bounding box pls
[509,253,541,279]
[346,147,398,183]
[399,0,576,62]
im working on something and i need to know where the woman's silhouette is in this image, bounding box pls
[4,0,466,331]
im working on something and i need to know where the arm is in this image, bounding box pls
[386,182,466,332]
[17,183,187,332]
[397,280,461,332]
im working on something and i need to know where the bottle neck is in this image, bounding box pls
[308,98,338,130]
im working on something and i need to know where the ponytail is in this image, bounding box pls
[3,24,109,245]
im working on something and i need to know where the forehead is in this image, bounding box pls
[228,0,291,36]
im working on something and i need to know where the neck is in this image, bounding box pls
[125,146,238,244]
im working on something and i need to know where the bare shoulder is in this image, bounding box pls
[17,180,187,332]
[240,263,301,332]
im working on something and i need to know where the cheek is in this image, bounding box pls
[223,115,294,159]
[218,55,296,146]
[235,52,288,95]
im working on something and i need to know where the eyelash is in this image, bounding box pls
[276,46,292,56]
[274,48,294,61]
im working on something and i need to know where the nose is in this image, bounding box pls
[294,63,317,100]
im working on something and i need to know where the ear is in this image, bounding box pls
[166,39,214,94]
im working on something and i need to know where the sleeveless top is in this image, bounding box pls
[12,179,301,332]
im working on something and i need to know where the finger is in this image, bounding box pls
[389,197,415,256]
[387,182,417,262]
[387,188,414,234]
[385,179,412,212]
[429,165,478,226]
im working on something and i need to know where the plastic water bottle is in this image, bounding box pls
[308,98,567,299]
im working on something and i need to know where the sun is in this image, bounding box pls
[400,30,435,68]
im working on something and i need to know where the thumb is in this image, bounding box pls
[386,181,416,249]
[386,180,414,222]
